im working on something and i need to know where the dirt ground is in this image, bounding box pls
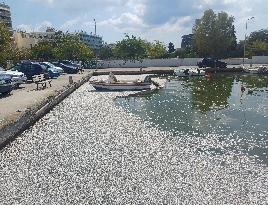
[0,70,93,128]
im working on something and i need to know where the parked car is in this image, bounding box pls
[10,62,49,80]
[0,67,27,88]
[0,73,13,95]
[52,62,79,74]
[39,62,60,78]
[40,62,64,74]
[59,60,81,69]
[197,58,227,69]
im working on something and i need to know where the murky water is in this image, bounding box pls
[116,74,268,164]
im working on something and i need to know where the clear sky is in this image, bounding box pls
[5,0,268,47]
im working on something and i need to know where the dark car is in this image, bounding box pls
[197,58,227,69]
[11,62,49,80]
[0,74,13,95]
[59,60,81,68]
[52,62,79,74]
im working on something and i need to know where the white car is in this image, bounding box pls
[0,67,27,87]
[41,62,64,74]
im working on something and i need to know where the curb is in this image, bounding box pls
[0,72,93,149]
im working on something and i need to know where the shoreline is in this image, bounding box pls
[0,71,93,149]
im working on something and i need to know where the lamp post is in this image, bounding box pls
[94,19,96,35]
[243,16,254,66]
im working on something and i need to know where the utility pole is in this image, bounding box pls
[243,17,254,67]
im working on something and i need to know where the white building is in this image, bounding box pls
[0,2,12,30]
[78,31,103,50]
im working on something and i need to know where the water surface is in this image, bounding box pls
[115,74,268,164]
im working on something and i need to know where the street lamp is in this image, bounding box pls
[243,16,254,66]
[93,19,96,35]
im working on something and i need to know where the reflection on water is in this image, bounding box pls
[115,74,268,164]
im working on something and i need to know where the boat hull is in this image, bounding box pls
[91,82,151,91]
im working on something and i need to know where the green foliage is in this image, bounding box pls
[95,46,114,60]
[53,34,93,61]
[0,23,13,66]
[146,40,167,59]
[248,29,268,44]
[114,35,147,60]
[193,9,237,58]
[31,33,94,61]
[246,30,268,57]
[168,42,175,53]
[175,48,197,58]
[31,41,54,61]
[247,40,268,56]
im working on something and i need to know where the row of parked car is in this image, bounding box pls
[0,60,82,95]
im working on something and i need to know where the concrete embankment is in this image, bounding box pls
[93,66,244,76]
[0,71,93,149]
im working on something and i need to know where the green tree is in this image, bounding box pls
[53,34,94,61]
[114,35,147,60]
[31,41,55,61]
[96,46,114,60]
[147,40,167,59]
[247,39,268,56]
[168,42,175,53]
[193,9,236,58]
[0,23,13,66]
[248,29,268,44]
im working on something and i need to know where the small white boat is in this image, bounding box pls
[243,66,259,74]
[174,67,205,77]
[243,65,268,74]
[90,72,152,91]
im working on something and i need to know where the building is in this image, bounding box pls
[13,28,104,50]
[14,30,56,49]
[0,2,12,30]
[78,31,103,50]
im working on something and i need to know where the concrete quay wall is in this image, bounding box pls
[0,73,93,149]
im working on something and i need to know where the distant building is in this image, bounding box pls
[14,30,56,49]
[0,2,12,30]
[181,34,193,49]
[78,31,103,50]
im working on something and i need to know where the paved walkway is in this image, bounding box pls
[0,71,91,128]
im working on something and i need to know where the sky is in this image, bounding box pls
[5,0,268,47]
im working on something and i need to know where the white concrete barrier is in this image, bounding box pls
[97,56,268,68]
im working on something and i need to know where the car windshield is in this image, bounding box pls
[43,62,54,68]
[10,65,20,71]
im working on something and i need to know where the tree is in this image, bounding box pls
[193,9,237,58]
[248,29,268,44]
[114,35,147,60]
[147,41,167,59]
[246,29,268,57]
[247,40,268,56]
[31,41,55,61]
[168,42,175,53]
[53,34,94,61]
[0,23,13,67]
[95,46,114,60]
